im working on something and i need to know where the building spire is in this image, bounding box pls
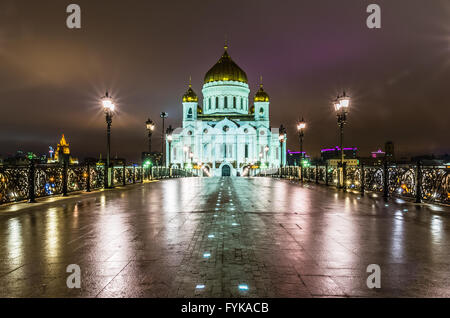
[260,75,264,88]
[189,75,192,88]
[224,35,228,51]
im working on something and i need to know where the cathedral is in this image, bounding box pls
[166,45,287,177]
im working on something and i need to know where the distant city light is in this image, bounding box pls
[203,252,211,258]
[238,284,249,291]
[196,284,205,289]
[208,234,215,238]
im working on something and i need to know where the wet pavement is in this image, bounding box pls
[0,177,450,298]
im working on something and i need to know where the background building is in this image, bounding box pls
[47,135,79,164]
[320,147,358,161]
[287,150,309,166]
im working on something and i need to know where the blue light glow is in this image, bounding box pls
[196,284,205,289]
[238,284,249,291]
[203,252,211,258]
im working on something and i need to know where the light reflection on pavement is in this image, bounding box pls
[0,177,449,298]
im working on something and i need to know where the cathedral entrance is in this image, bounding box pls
[222,165,231,177]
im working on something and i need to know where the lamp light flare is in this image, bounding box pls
[297,120,306,131]
[102,99,112,108]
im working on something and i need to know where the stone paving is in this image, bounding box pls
[0,177,449,298]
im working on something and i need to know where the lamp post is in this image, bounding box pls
[334,91,351,189]
[279,124,287,171]
[160,112,168,165]
[297,117,306,182]
[102,92,115,188]
[166,125,174,168]
[146,118,155,153]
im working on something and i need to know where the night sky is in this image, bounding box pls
[0,0,449,162]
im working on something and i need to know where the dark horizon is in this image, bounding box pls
[1,0,449,162]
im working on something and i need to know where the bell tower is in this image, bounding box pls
[182,77,198,127]
[254,77,270,125]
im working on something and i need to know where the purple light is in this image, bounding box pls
[287,150,310,158]
[321,146,357,152]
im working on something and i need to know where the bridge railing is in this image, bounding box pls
[0,163,194,205]
[259,163,450,205]
[150,166,195,179]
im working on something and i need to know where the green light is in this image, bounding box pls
[144,160,152,167]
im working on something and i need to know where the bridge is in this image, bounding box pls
[0,164,450,297]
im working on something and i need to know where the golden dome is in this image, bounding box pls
[182,84,198,103]
[204,46,248,84]
[254,83,269,102]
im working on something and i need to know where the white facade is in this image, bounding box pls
[166,46,287,177]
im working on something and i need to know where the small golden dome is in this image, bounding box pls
[254,83,270,102]
[182,84,198,103]
[204,45,248,84]
[197,105,203,114]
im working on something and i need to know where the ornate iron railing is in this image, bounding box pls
[260,163,450,205]
[0,163,194,205]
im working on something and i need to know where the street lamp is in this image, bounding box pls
[102,92,115,188]
[334,91,351,189]
[166,125,174,168]
[146,118,155,153]
[160,112,168,165]
[297,117,306,182]
[279,124,287,168]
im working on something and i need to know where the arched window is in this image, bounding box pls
[240,98,243,110]
[224,97,228,108]
[208,98,211,110]
[233,97,236,108]
[187,108,193,119]
[216,97,219,109]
